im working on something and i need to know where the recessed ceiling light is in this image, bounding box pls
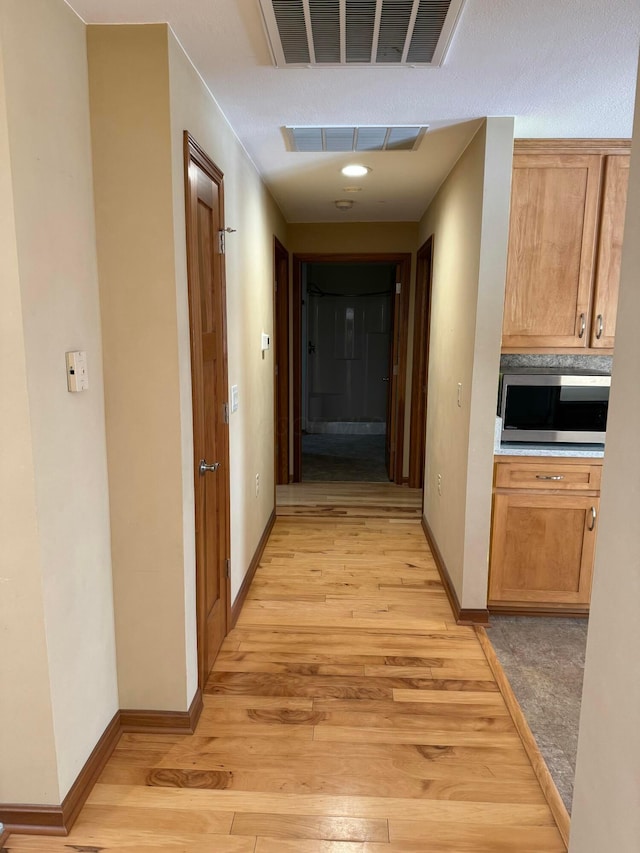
[334,199,355,210]
[341,164,370,178]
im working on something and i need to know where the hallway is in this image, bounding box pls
[8,514,566,852]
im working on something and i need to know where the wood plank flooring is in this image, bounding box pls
[7,513,566,852]
[276,482,422,518]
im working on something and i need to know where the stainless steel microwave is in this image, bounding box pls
[500,369,610,444]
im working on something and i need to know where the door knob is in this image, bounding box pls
[199,459,220,475]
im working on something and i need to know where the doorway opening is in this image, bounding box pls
[292,253,411,484]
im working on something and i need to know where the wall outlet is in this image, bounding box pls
[255,473,260,497]
[437,473,442,496]
[457,382,462,408]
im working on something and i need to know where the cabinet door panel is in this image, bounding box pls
[503,154,602,348]
[489,494,598,605]
[591,155,630,348]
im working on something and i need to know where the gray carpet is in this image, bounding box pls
[302,434,390,482]
[488,615,588,813]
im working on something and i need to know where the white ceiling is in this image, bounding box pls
[68,0,640,223]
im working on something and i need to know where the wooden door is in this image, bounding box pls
[590,155,630,348]
[408,237,433,489]
[274,238,289,484]
[502,153,603,348]
[489,493,599,606]
[185,134,230,686]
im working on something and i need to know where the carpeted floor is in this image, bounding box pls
[488,615,588,813]
[302,434,390,482]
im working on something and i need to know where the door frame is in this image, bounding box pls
[184,132,231,689]
[274,237,290,485]
[292,252,411,485]
[408,236,434,489]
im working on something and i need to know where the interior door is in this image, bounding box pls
[185,134,230,687]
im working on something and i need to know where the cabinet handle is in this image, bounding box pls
[588,506,597,531]
[595,314,604,339]
[536,474,564,481]
[578,313,586,338]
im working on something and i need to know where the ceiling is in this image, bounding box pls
[68,0,640,223]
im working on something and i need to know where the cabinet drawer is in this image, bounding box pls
[495,460,602,492]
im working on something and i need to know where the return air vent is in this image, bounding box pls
[286,126,428,152]
[259,0,466,67]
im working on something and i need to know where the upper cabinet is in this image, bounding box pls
[502,142,630,352]
[590,155,630,348]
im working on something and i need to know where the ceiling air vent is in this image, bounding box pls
[286,126,428,152]
[259,0,466,67]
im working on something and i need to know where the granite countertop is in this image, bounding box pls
[494,417,605,458]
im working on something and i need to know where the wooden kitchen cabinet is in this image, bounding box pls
[502,143,630,352]
[489,457,602,613]
[590,155,630,348]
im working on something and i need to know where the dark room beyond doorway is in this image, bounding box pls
[301,261,396,482]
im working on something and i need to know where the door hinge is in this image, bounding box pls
[393,364,399,376]
[223,402,229,424]
[395,282,402,294]
[218,230,226,254]
[275,364,279,376]
[225,558,231,579]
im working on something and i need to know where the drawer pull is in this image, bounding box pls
[588,506,597,531]
[536,474,564,481]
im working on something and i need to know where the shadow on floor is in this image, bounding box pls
[302,434,390,482]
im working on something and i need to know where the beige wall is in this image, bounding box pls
[0,35,60,805]
[569,62,640,851]
[88,24,288,711]
[88,25,196,711]
[167,30,288,617]
[288,222,418,478]
[0,0,118,801]
[418,119,513,609]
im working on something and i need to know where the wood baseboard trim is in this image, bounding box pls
[0,806,65,837]
[1,690,204,841]
[489,604,589,618]
[421,516,489,626]
[231,508,276,627]
[120,687,203,735]
[61,710,121,830]
[476,626,570,849]
[0,710,120,838]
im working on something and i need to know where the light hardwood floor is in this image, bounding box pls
[277,482,423,518]
[8,512,566,852]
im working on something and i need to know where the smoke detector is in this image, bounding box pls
[335,199,355,210]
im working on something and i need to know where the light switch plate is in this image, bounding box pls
[261,332,271,351]
[231,384,239,413]
[66,351,88,392]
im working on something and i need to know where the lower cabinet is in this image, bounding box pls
[488,458,602,613]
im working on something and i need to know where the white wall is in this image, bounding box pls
[569,58,640,852]
[418,119,513,609]
[0,0,118,801]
